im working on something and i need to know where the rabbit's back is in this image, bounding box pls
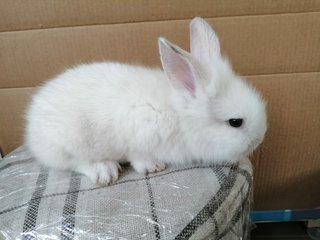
[25,62,172,169]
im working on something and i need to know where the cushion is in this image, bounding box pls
[0,147,252,239]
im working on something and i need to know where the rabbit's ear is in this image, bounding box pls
[159,37,199,95]
[190,17,221,62]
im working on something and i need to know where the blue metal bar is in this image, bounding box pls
[250,209,320,222]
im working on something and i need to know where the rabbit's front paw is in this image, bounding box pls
[131,160,166,174]
[80,161,121,185]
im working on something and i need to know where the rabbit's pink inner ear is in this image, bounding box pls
[159,40,196,94]
[174,64,195,92]
[164,55,195,92]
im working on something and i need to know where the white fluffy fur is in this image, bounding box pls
[25,17,267,184]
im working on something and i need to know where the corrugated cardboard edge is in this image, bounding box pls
[1,12,319,88]
[1,0,320,31]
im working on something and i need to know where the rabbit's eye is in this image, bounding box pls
[228,119,243,128]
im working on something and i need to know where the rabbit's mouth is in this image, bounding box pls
[244,138,262,157]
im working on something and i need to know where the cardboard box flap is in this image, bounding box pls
[1,12,319,88]
[1,0,320,32]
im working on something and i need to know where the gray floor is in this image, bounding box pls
[251,222,313,240]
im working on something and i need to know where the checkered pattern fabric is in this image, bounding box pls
[0,147,252,239]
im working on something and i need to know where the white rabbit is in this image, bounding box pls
[25,17,267,185]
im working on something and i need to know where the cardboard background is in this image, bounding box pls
[1,0,320,31]
[1,1,319,210]
[1,13,320,88]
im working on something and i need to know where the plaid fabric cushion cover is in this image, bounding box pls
[0,147,252,240]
